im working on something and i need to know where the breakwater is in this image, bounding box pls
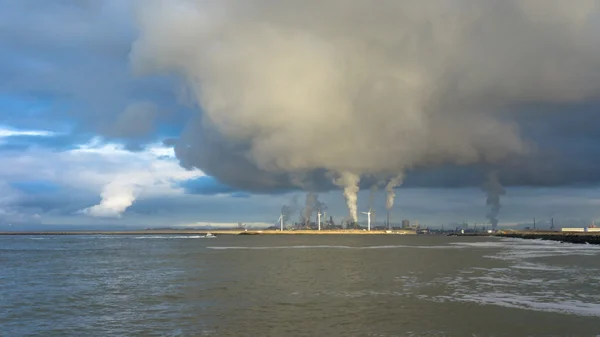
[496,231,600,245]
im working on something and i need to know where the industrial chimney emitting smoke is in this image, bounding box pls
[482,171,505,230]
[278,213,284,231]
[317,210,322,231]
[362,208,372,231]
[387,210,391,230]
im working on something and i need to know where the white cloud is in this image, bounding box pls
[72,138,204,217]
[0,125,56,138]
[80,179,140,218]
[0,137,203,219]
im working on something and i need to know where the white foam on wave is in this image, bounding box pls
[364,245,464,250]
[373,331,452,337]
[435,292,600,317]
[293,289,410,299]
[134,235,213,239]
[451,239,593,250]
[208,245,352,250]
[487,249,600,262]
[509,261,568,272]
[206,244,463,250]
[470,275,568,286]
[85,236,127,239]
[450,241,508,248]
[472,267,511,272]
[452,237,600,262]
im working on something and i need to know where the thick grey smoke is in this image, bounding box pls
[131,0,600,216]
[303,192,317,224]
[333,172,360,222]
[280,195,299,224]
[301,192,327,224]
[368,185,378,210]
[385,174,405,210]
[482,171,506,229]
[315,195,328,214]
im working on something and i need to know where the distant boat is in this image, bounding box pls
[205,233,216,238]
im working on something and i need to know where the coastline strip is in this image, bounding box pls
[496,231,600,245]
[0,229,417,236]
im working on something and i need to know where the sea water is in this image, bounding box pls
[1,234,599,336]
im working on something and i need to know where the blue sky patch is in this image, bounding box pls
[10,180,61,194]
[180,176,239,196]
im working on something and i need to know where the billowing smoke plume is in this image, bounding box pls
[482,171,506,229]
[303,192,317,224]
[301,192,327,224]
[280,195,299,224]
[385,174,405,210]
[81,180,140,218]
[333,172,360,222]
[367,182,383,210]
[131,1,600,213]
[315,195,328,214]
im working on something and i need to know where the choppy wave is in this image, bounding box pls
[279,237,600,317]
[420,237,600,316]
[431,293,600,317]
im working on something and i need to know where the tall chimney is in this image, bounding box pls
[387,210,391,230]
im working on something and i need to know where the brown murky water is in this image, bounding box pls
[2,235,599,336]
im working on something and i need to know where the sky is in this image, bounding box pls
[2,0,600,230]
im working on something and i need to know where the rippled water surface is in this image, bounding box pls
[1,235,600,336]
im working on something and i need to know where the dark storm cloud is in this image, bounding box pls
[129,0,600,215]
[2,0,600,209]
[180,176,281,198]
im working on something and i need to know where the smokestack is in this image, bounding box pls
[387,210,391,230]
[317,210,321,231]
[482,171,505,230]
[303,192,317,228]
